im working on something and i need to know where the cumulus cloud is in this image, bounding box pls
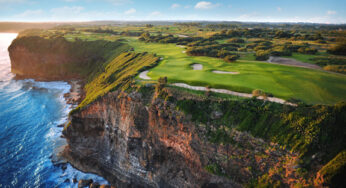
[14,9,44,18]
[50,6,84,20]
[171,3,180,9]
[195,1,219,9]
[150,11,161,16]
[327,10,336,15]
[106,0,132,5]
[125,8,136,14]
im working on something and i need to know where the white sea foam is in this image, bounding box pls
[0,33,109,186]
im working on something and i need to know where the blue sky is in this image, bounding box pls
[0,0,345,23]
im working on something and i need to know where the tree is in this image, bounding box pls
[224,55,239,62]
[255,50,271,61]
[227,38,245,43]
[328,40,346,56]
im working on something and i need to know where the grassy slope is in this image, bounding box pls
[127,38,346,104]
[73,52,159,111]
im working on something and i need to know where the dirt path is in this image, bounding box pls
[267,56,322,70]
[172,83,297,106]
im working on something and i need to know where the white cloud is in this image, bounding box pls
[195,1,219,9]
[14,9,43,18]
[171,3,180,9]
[106,0,131,5]
[327,10,336,15]
[277,7,282,12]
[184,5,191,9]
[125,8,136,14]
[50,6,84,20]
[150,11,161,16]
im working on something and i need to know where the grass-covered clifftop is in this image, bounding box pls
[72,52,160,112]
[9,35,130,80]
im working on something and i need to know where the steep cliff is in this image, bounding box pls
[63,90,294,187]
[8,36,129,81]
[63,83,346,187]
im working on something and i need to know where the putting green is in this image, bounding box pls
[127,38,346,104]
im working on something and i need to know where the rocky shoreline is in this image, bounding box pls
[55,80,114,188]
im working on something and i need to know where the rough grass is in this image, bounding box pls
[73,52,159,112]
[128,38,346,104]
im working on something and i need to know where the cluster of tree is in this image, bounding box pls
[208,28,328,42]
[227,38,245,43]
[186,45,240,62]
[293,33,324,41]
[139,32,203,45]
[312,56,346,66]
[328,39,346,56]
[250,41,318,60]
[297,47,318,54]
[84,28,143,36]
[174,23,202,27]
[209,28,272,40]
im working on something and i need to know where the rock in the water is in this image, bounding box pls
[89,182,100,188]
[99,185,111,188]
[61,163,67,171]
[78,179,93,188]
[73,178,78,183]
[57,124,65,128]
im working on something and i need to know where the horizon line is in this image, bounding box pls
[0,20,345,25]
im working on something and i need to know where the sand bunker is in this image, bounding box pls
[212,70,239,75]
[139,71,151,80]
[191,64,203,70]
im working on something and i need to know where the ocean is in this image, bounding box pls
[0,33,107,187]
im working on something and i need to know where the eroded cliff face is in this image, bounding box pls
[9,45,80,80]
[63,90,295,188]
[8,36,128,81]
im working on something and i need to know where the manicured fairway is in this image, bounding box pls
[128,38,346,104]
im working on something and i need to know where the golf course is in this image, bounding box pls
[128,38,346,104]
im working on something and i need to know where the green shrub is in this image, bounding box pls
[315,151,346,186]
[255,50,271,61]
[224,55,239,62]
[227,38,245,43]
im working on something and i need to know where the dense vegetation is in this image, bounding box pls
[176,97,346,186]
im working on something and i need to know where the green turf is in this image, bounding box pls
[127,38,346,104]
[283,53,319,64]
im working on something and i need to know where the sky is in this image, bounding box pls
[0,0,345,24]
